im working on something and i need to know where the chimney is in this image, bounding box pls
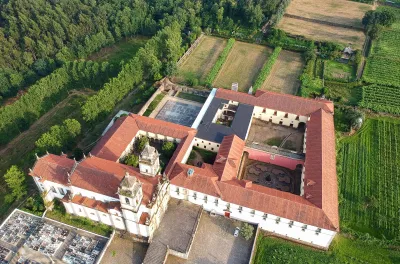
[187,168,195,177]
[307,179,316,186]
[243,180,252,188]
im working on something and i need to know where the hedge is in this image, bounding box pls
[205,38,235,86]
[253,46,282,92]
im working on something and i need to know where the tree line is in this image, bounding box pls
[0,61,116,146]
[0,0,284,100]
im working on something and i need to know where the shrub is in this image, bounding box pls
[205,38,235,86]
[136,136,149,153]
[253,46,282,92]
[240,223,254,240]
[124,154,139,167]
[162,141,176,157]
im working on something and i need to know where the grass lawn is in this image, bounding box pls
[261,50,304,95]
[213,41,272,92]
[143,93,166,117]
[324,60,356,82]
[87,36,148,65]
[339,118,400,239]
[174,36,227,85]
[46,201,113,237]
[324,81,361,106]
[176,92,207,103]
[253,232,400,264]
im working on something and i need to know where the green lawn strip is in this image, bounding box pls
[254,232,400,264]
[324,60,356,82]
[176,92,207,103]
[253,46,282,92]
[87,37,148,65]
[205,38,235,86]
[143,93,166,117]
[46,203,113,237]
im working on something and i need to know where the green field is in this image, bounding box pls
[176,92,207,103]
[143,93,166,117]
[253,233,400,264]
[87,36,148,65]
[363,7,400,87]
[339,118,400,238]
[324,60,356,82]
[360,84,400,114]
[324,81,361,106]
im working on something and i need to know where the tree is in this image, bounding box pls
[136,136,149,153]
[4,165,27,201]
[125,154,139,167]
[240,223,254,240]
[162,141,175,157]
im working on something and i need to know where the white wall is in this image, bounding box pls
[70,186,119,203]
[193,138,220,152]
[253,106,307,128]
[42,180,70,202]
[169,184,336,248]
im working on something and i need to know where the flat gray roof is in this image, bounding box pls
[195,97,254,143]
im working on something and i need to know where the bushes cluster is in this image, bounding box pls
[205,38,235,87]
[270,0,292,26]
[253,46,282,92]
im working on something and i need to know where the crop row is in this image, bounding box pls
[363,56,400,87]
[360,84,400,114]
[253,46,282,92]
[205,38,235,87]
[339,118,400,238]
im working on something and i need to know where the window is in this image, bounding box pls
[289,221,294,228]
[176,187,180,194]
[195,139,197,141]
[211,148,214,151]
[58,188,65,195]
[78,208,82,212]
[202,141,204,143]
[209,143,211,145]
[193,192,197,200]
[263,213,267,220]
[204,196,208,203]
[273,111,277,116]
[103,214,107,217]
[316,228,321,235]
[238,206,243,213]
[302,225,307,231]
[50,186,57,194]
[295,115,300,121]
[146,169,148,173]
[284,113,288,118]
[125,197,130,205]
[275,217,281,224]
[215,199,218,205]
[262,108,266,113]
[90,212,95,215]
[204,146,206,149]
[197,143,199,147]
[251,210,255,217]
[226,203,230,210]
[217,144,219,147]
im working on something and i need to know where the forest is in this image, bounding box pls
[0,0,282,101]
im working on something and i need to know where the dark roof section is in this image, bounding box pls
[196,97,254,143]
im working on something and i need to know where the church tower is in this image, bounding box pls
[118,172,143,212]
[139,143,160,177]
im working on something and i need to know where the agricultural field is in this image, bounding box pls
[360,84,400,114]
[285,0,373,28]
[277,17,366,49]
[87,36,148,65]
[324,81,361,106]
[363,7,400,87]
[339,118,400,239]
[324,60,356,82]
[253,232,400,264]
[261,50,304,95]
[213,41,272,92]
[173,36,227,85]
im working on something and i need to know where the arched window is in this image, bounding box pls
[125,197,130,205]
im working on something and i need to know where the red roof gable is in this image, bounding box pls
[213,135,245,181]
[29,154,75,185]
[303,109,339,230]
[216,89,334,116]
[70,156,161,204]
[92,114,196,161]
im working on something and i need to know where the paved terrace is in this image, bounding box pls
[143,198,202,264]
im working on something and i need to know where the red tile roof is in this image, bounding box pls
[217,180,337,231]
[29,154,75,185]
[303,109,339,230]
[164,131,196,176]
[169,163,221,197]
[70,156,161,204]
[70,194,109,213]
[213,135,245,181]
[215,89,334,116]
[92,114,196,161]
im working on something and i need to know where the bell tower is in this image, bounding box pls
[139,143,160,176]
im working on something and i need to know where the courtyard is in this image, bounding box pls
[241,160,301,195]
[166,212,254,264]
[247,118,304,153]
[100,235,148,264]
[151,96,202,127]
